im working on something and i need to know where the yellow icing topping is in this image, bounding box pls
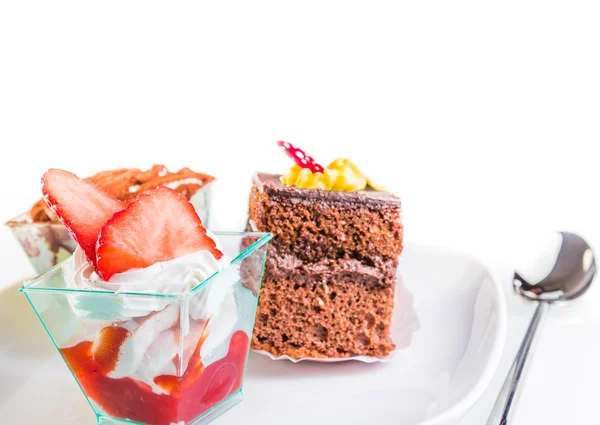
[280,158,385,192]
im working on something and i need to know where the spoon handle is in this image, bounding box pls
[486,301,549,425]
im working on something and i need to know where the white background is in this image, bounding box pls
[1,1,599,424]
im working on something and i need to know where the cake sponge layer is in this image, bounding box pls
[249,180,403,264]
[252,273,396,358]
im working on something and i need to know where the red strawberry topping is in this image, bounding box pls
[41,169,127,268]
[96,186,223,281]
[276,141,324,173]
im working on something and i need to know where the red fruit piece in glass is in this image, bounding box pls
[61,330,250,425]
[91,326,132,374]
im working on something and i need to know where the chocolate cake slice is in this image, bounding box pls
[249,172,403,358]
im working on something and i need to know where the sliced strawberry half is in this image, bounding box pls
[41,169,127,268]
[96,186,223,281]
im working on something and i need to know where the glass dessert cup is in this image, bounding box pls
[20,231,272,425]
[6,182,214,276]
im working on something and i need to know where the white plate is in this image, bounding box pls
[0,241,506,425]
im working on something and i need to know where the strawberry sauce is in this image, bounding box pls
[61,330,249,425]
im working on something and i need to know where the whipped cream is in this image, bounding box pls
[64,237,241,394]
[68,244,229,320]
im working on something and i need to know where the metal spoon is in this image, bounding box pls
[487,231,596,425]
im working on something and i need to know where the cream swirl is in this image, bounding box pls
[67,244,230,321]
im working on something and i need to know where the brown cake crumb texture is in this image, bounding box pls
[248,173,403,358]
[252,256,395,358]
[249,187,403,265]
[30,165,215,223]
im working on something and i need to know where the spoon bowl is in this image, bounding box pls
[514,232,597,302]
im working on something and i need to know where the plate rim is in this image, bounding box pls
[406,240,507,425]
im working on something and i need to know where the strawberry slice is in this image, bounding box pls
[277,141,324,173]
[42,169,127,268]
[96,186,223,281]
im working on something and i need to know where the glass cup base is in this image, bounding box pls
[97,390,243,425]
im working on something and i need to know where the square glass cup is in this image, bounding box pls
[20,231,272,425]
[6,182,214,276]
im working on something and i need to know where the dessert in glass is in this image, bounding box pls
[20,169,271,425]
[7,165,215,275]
